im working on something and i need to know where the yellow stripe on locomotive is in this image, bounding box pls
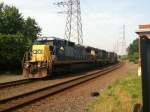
[31,45,51,62]
[91,50,96,56]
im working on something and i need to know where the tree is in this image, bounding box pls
[128,38,139,63]
[0,34,30,71]
[0,3,3,11]
[0,3,41,72]
[23,17,41,41]
[0,3,41,38]
[0,4,24,34]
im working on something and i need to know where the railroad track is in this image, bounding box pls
[0,63,123,112]
[0,79,39,89]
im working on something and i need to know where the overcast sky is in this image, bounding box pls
[1,0,150,54]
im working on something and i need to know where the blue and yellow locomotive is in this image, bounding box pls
[22,37,118,78]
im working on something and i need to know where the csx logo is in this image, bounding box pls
[33,49,43,54]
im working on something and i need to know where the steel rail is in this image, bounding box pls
[0,79,39,89]
[0,63,123,112]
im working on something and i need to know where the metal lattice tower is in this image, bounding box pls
[55,0,83,44]
[116,25,126,55]
[121,25,126,55]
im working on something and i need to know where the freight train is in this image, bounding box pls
[22,37,118,78]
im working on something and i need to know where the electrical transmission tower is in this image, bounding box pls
[120,25,126,55]
[116,25,126,55]
[55,0,83,45]
[122,25,126,55]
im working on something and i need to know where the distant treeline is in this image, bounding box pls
[0,3,41,73]
[127,38,139,63]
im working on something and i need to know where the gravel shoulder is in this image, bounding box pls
[86,63,141,112]
[13,62,137,112]
[0,74,84,100]
[0,74,23,83]
[0,66,107,100]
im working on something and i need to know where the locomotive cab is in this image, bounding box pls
[22,44,53,78]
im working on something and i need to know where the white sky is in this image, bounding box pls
[1,0,150,54]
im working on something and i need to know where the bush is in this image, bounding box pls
[0,34,31,71]
[128,52,139,64]
[128,38,139,63]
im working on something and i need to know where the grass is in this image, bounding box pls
[86,70,142,112]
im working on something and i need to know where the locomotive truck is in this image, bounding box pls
[22,37,118,78]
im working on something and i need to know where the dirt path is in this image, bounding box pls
[0,74,23,83]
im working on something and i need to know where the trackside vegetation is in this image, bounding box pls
[128,38,139,63]
[86,68,142,112]
[0,3,41,73]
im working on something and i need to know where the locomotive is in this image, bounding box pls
[22,37,118,78]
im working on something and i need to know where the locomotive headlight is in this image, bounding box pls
[33,50,37,54]
[25,63,30,68]
[38,63,41,68]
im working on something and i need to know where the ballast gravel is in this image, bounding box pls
[14,63,137,112]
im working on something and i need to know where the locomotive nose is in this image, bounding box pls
[22,45,52,78]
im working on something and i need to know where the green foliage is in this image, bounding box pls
[128,52,139,64]
[0,3,41,39]
[128,39,139,63]
[0,4,24,34]
[0,3,41,72]
[23,17,41,41]
[86,72,142,112]
[0,34,30,71]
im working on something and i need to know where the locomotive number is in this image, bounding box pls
[33,49,43,54]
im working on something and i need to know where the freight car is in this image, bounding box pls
[22,37,118,78]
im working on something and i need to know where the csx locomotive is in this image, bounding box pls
[22,37,118,78]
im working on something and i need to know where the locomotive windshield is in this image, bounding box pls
[33,37,58,45]
[33,40,48,45]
